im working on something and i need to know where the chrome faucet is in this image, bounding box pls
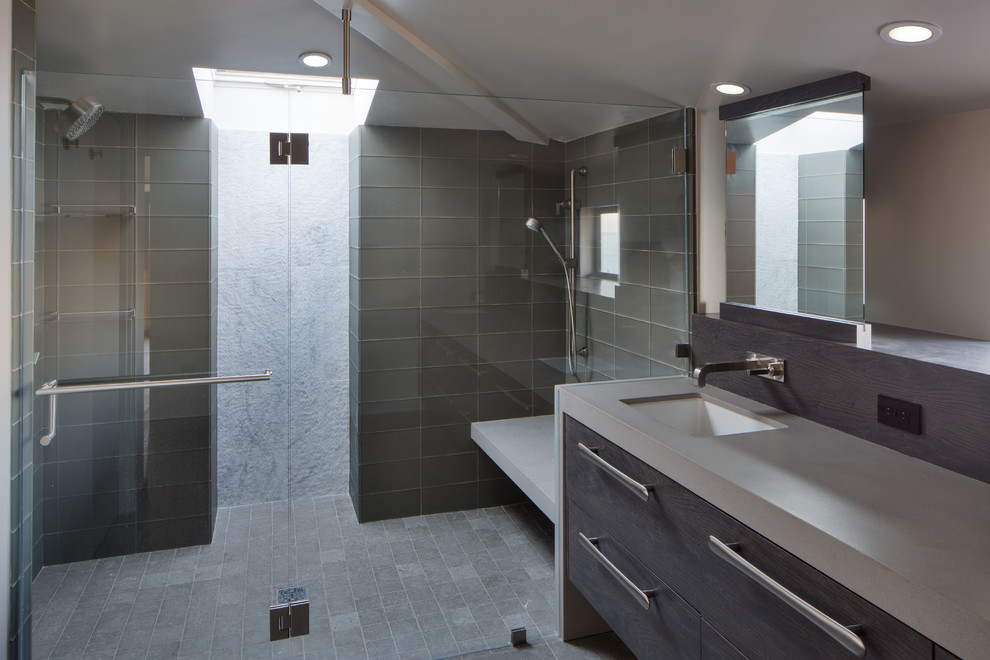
[693,352,785,388]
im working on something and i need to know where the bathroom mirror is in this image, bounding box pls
[722,74,868,322]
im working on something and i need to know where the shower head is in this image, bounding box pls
[53,96,104,141]
[525,217,566,267]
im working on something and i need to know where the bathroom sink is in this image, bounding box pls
[621,393,786,437]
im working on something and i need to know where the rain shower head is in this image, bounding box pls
[53,96,105,141]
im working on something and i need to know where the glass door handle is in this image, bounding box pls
[35,370,272,445]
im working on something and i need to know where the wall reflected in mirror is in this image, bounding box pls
[725,92,864,322]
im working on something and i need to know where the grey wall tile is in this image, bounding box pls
[422,188,478,218]
[359,126,420,157]
[358,429,420,465]
[421,247,478,277]
[357,278,420,310]
[359,248,420,279]
[423,158,479,188]
[421,307,478,338]
[422,129,478,158]
[421,454,478,487]
[422,218,478,247]
[359,310,420,340]
[358,339,420,371]
[360,156,421,188]
[359,187,421,218]
[479,303,531,333]
[136,117,210,150]
[479,333,532,363]
[480,361,532,393]
[422,365,478,397]
[422,277,477,307]
[360,218,420,248]
[420,335,479,367]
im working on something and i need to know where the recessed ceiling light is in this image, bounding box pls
[299,52,332,68]
[879,21,942,44]
[712,82,750,96]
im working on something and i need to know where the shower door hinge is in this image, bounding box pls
[269,600,310,641]
[270,132,310,165]
[672,147,693,174]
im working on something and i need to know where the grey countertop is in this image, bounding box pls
[557,376,990,660]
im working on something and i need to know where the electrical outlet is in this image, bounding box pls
[877,394,922,434]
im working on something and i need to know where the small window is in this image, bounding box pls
[598,211,620,280]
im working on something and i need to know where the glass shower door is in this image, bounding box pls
[26,71,291,659]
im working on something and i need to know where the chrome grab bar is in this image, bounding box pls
[578,533,653,610]
[35,371,272,446]
[577,443,652,501]
[708,536,866,658]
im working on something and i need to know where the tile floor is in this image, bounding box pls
[29,495,627,659]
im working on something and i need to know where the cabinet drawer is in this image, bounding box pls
[566,501,700,660]
[564,416,932,660]
[564,415,708,605]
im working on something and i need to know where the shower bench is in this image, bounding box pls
[471,415,556,523]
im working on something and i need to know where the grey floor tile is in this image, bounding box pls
[31,497,566,660]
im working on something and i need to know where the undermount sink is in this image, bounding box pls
[622,393,786,437]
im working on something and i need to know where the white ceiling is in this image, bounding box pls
[36,0,990,137]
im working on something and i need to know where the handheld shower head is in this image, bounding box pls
[53,96,104,141]
[525,217,566,267]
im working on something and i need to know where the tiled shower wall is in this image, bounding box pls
[348,126,568,522]
[725,143,756,306]
[568,109,696,381]
[33,112,218,564]
[797,149,864,320]
[10,0,37,653]
[726,144,864,320]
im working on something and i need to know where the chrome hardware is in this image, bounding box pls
[35,371,272,446]
[708,536,866,658]
[36,370,272,396]
[692,352,785,388]
[577,443,652,501]
[39,392,57,447]
[270,600,310,641]
[342,8,352,95]
[578,533,653,610]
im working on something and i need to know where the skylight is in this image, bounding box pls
[755,111,863,156]
[192,68,379,133]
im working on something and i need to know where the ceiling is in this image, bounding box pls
[36,0,990,139]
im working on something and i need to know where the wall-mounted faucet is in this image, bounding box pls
[693,352,785,388]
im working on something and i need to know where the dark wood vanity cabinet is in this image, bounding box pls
[563,415,936,660]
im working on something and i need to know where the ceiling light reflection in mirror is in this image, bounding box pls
[193,68,378,133]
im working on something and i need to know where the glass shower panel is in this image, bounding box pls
[27,71,291,658]
[35,111,148,562]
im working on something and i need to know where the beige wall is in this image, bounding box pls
[695,107,726,314]
[866,108,990,340]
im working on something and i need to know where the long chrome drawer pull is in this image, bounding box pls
[578,533,653,610]
[708,536,867,658]
[577,443,652,501]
